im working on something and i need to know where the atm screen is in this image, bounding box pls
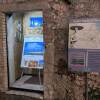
[24,42,45,55]
[30,17,43,28]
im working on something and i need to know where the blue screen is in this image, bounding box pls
[39,60,44,65]
[24,42,45,55]
[30,17,43,28]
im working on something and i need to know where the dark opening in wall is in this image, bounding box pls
[6,11,44,92]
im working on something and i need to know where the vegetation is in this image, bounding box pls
[88,87,100,100]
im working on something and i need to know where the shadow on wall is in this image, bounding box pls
[0,92,41,100]
[56,58,68,75]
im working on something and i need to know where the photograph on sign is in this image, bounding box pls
[69,22,100,72]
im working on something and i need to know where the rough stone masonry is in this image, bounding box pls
[0,0,99,100]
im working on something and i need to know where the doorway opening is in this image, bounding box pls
[6,11,44,91]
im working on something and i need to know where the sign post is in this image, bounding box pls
[69,22,100,100]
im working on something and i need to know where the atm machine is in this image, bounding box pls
[21,13,44,90]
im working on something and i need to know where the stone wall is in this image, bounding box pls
[44,1,69,99]
[0,12,8,92]
[45,0,100,100]
[0,92,41,100]
[0,0,100,100]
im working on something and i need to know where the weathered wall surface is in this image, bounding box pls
[44,1,69,99]
[70,0,100,19]
[0,0,100,100]
[0,12,8,92]
[0,92,41,100]
[45,0,100,100]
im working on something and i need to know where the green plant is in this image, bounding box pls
[88,87,100,100]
